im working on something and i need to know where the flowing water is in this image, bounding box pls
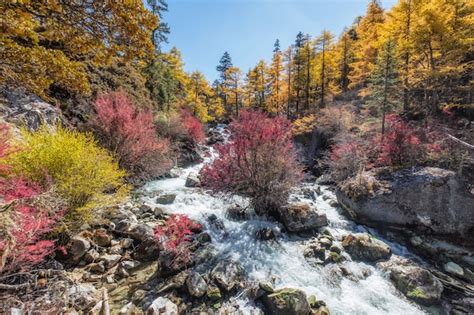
[142,127,429,315]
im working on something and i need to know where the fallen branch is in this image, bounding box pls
[446,134,474,150]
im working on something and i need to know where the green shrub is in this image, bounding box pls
[8,126,128,225]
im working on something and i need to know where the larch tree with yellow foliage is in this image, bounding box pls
[349,0,385,92]
[267,40,285,114]
[1,0,158,99]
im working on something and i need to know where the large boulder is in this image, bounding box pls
[67,236,91,262]
[342,233,391,262]
[389,265,443,306]
[278,203,328,233]
[0,87,62,130]
[262,288,311,315]
[336,167,474,239]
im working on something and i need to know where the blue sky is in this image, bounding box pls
[162,0,397,82]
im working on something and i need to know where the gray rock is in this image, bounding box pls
[336,167,474,239]
[147,297,178,315]
[120,238,134,249]
[0,87,62,130]
[262,288,311,315]
[155,194,176,205]
[444,261,464,277]
[68,236,91,262]
[389,265,443,306]
[211,261,243,292]
[226,205,248,221]
[278,202,328,232]
[129,224,154,242]
[100,254,122,269]
[186,272,208,298]
[185,172,201,187]
[83,249,100,264]
[121,260,140,271]
[342,233,391,262]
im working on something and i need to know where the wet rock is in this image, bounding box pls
[342,233,391,262]
[444,261,464,277]
[211,261,243,292]
[389,265,443,306]
[186,272,207,298]
[147,297,178,315]
[328,200,339,207]
[304,244,326,262]
[329,244,341,254]
[336,167,474,240]
[195,232,212,244]
[153,207,166,219]
[262,288,311,315]
[226,205,247,221]
[206,286,222,301]
[318,237,332,249]
[278,202,328,233]
[259,281,274,293]
[313,305,330,315]
[100,254,122,269]
[93,229,112,247]
[185,172,201,187]
[129,224,154,242]
[256,228,276,241]
[208,214,226,231]
[67,236,91,262]
[158,251,188,276]
[155,194,176,205]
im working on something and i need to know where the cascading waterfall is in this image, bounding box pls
[142,126,428,315]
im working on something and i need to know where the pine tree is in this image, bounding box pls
[366,39,401,135]
[216,52,234,108]
[147,0,170,50]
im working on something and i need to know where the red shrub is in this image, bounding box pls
[94,91,172,179]
[0,126,60,274]
[180,109,205,144]
[200,110,302,215]
[328,138,366,181]
[154,214,201,265]
[376,114,422,166]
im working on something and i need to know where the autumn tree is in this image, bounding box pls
[335,28,357,93]
[145,48,188,111]
[1,0,158,98]
[315,31,335,108]
[247,60,269,110]
[349,0,385,91]
[185,71,213,122]
[224,67,243,116]
[293,32,307,114]
[268,40,284,114]
[283,46,294,118]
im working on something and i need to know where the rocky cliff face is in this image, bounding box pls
[336,167,474,241]
[0,87,63,130]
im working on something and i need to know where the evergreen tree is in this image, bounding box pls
[367,39,401,135]
[147,0,170,50]
[216,52,234,108]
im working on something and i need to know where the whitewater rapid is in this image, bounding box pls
[142,135,429,315]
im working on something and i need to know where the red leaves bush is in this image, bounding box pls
[93,91,172,179]
[200,110,302,215]
[328,114,444,180]
[0,125,60,274]
[180,109,205,144]
[154,214,201,265]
